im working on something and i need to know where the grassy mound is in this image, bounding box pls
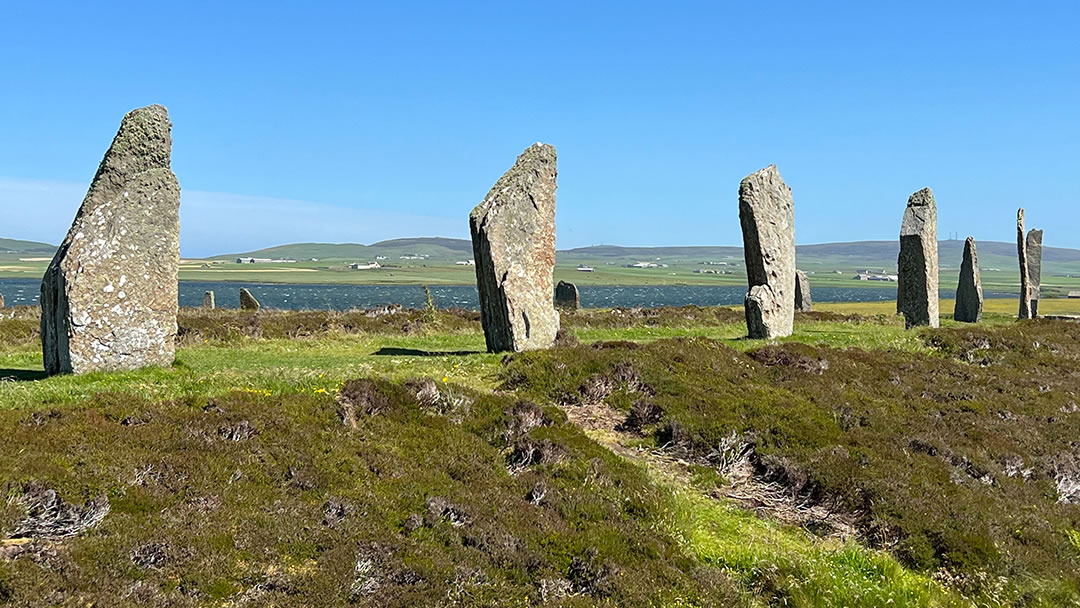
[499,322,1080,603]
[0,379,741,606]
[3,305,1078,606]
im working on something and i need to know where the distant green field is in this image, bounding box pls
[6,236,1080,296]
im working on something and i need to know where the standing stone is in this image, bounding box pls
[1027,228,1043,317]
[0,292,5,309]
[40,105,180,375]
[554,281,580,310]
[1017,209,1033,319]
[239,288,260,311]
[469,143,559,352]
[794,270,812,312]
[203,291,216,309]
[739,164,795,339]
[953,237,982,323]
[897,188,939,329]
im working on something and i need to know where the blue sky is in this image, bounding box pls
[1,1,1077,257]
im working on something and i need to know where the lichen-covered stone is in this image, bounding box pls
[555,281,580,310]
[470,143,559,352]
[953,237,982,323]
[1017,209,1033,320]
[1027,228,1043,317]
[739,165,795,338]
[794,270,812,312]
[239,288,260,311]
[203,291,215,309]
[897,188,939,329]
[40,105,180,375]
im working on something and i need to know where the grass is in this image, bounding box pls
[2,304,1080,606]
[673,490,966,607]
[500,322,1080,605]
[7,251,1080,294]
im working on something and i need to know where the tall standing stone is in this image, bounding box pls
[555,280,580,310]
[1017,209,1033,319]
[40,105,180,375]
[0,292,5,309]
[1027,229,1043,317]
[794,270,812,312]
[897,188,939,329]
[953,236,982,323]
[203,291,216,309]
[470,143,559,352]
[239,288,260,311]
[739,165,795,338]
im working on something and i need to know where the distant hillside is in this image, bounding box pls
[561,245,744,258]
[564,240,1080,271]
[0,237,56,255]
[212,238,474,261]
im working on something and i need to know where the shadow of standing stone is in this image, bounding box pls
[40,105,180,375]
[897,188,938,329]
[953,237,982,323]
[469,144,560,352]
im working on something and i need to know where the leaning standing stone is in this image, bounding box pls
[470,143,560,352]
[1017,209,1033,319]
[1027,228,1043,317]
[794,270,812,312]
[203,291,216,309]
[40,105,180,375]
[953,237,982,323]
[554,281,580,310]
[239,288,260,311]
[739,164,796,338]
[897,188,939,329]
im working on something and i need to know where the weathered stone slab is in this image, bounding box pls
[739,164,795,338]
[953,237,982,323]
[794,270,812,312]
[897,188,939,329]
[1027,229,1043,317]
[239,288,260,311]
[469,143,559,352]
[203,291,215,309]
[554,281,580,310]
[0,292,4,309]
[40,105,180,375]
[1017,209,1033,319]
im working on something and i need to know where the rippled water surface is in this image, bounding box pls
[0,278,1016,310]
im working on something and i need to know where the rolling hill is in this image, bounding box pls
[0,237,56,256]
[206,238,1080,271]
[210,237,474,261]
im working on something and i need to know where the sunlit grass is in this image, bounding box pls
[669,490,967,608]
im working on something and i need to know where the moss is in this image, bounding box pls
[0,379,741,606]
[500,322,1080,602]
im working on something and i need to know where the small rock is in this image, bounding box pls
[239,288,260,310]
[555,281,580,310]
